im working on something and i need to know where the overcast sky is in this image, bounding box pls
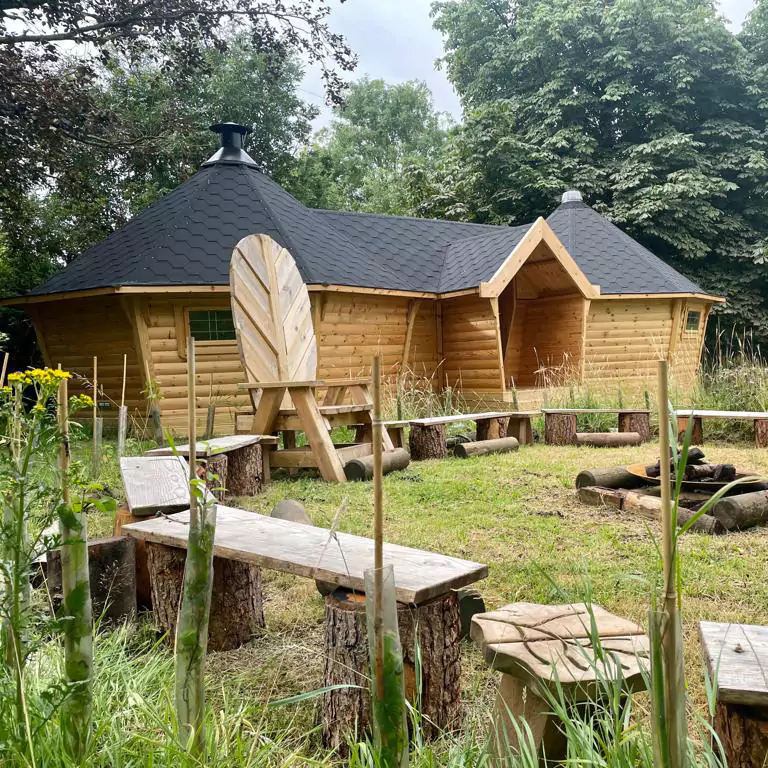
[302,0,757,128]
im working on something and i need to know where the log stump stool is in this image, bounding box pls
[543,413,577,445]
[476,416,508,441]
[471,602,649,765]
[700,621,768,768]
[409,422,448,460]
[755,419,768,449]
[677,415,704,445]
[322,588,461,751]
[145,542,265,651]
[618,410,651,442]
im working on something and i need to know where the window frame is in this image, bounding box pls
[684,309,702,334]
[186,308,237,343]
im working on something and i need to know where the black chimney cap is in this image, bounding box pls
[202,122,257,167]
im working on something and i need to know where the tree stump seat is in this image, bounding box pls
[700,621,768,768]
[408,411,539,460]
[542,409,651,446]
[471,602,649,765]
[675,409,768,448]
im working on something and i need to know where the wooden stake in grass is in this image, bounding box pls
[91,356,102,478]
[372,355,385,700]
[117,354,128,457]
[0,351,8,386]
[58,377,94,761]
[174,336,217,755]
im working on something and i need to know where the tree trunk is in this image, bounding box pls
[544,413,577,445]
[618,412,651,442]
[145,543,265,651]
[714,701,768,768]
[344,448,411,480]
[322,589,461,751]
[476,417,508,441]
[226,443,264,497]
[409,424,447,460]
[711,491,768,531]
[454,437,519,458]
[755,419,768,449]
[574,431,641,447]
[575,466,647,490]
[677,416,703,445]
[200,454,227,501]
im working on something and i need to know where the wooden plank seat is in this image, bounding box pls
[542,408,652,446]
[471,602,649,764]
[699,621,768,768]
[675,409,768,447]
[123,505,488,746]
[408,411,539,460]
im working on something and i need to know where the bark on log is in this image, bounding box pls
[711,491,768,531]
[145,542,265,651]
[322,589,461,751]
[454,437,519,458]
[575,432,642,447]
[677,416,704,445]
[226,443,264,497]
[343,448,411,480]
[544,413,577,445]
[755,419,768,449]
[199,454,227,501]
[618,412,651,442]
[114,504,152,610]
[714,701,768,768]
[575,467,647,490]
[476,417,508,441]
[409,423,448,460]
[507,416,534,446]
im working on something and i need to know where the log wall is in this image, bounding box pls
[669,299,709,391]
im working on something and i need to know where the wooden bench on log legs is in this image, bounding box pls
[121,505,488,750]
[471,602,649,765]
[542,408,651,446]
[699,621,768,768]
[409,411,539,460]
[675,409,768,448]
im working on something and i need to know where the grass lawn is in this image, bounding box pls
[85,437,768,751]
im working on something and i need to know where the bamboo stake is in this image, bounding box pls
[117,354,128,457]
[58,378,94,760]
[91,357,102,477]
[174,336,216,755]
[0,351,8,386]
[372,355,384,701]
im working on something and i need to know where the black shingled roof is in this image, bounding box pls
[29,147,705,298]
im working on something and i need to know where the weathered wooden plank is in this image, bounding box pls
[542,408,651,415]
[675,409,768,420]
[122,505,488,604]
[119,455,190,516]
[410,410,539,426]
[145,434,278,457]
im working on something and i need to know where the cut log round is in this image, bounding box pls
[544,413,577,445]
[755,419,768,449]
[454,437,519,459]
[714,701,768,768]
[145,542,265,651]
[618,412,651,442]
[409,423,447,460]
[476,417,508,441]
[677,416,704,445]
[226,442,264,497]
[575,431,642,447]
[322,588,461,751]
[344,448,411,480]
[575,466,647,490]
[711,491,768,531]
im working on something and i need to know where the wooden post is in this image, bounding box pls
[92,357,101,478]
[0,351,8,386]
[676,415,703,445]
[754,419,768,449]
[117,353,128,457]
[371,355,384,705]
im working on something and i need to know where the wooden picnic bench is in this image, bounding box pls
[700,621,768,768]
[145,434,278,496]
[408,411,539,460]
[471,602,649,765]
[542,408,651,446]
[675,409,768,448]
[122,505,487,748]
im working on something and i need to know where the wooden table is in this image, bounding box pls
[471,602,649,764]
[542,408,651,446]
[123,505,488,747]
[675,409,768,447]
[700,621,768,767]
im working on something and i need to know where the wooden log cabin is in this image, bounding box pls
[3,124,723,434]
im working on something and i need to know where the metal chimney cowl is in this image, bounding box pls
[202,123,257,167]
[561,190,583,203]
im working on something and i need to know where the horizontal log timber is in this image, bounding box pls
[343,448,411,481]
[575,431,642,447]
[454,437,519,458]
[575,466,648,489]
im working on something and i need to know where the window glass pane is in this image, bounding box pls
[188,310,236,341]
[685,310,701,332]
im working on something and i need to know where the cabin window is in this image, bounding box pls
[685,310,702,333]
[188,310,236,341]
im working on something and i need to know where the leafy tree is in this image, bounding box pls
[286,77,450,213]
[426,0,768,340]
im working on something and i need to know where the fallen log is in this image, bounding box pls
[575,466,647,490]
[575,431,641,447]
[684,463,736,482]
[454,436,519,459]
[343,448,410,481]
[577,486,724,534]
[711,491,768,531]
[646,447,707,477]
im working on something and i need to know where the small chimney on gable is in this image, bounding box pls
[561,190,583,203]
[202,123,257,167]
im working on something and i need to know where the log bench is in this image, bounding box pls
[408,411,539,460]
[122,505,487,749]
[145,434,278,497]
[542,408,651,446]
[471,602,649,765]
[675,409,768,447]
[699,621,768,768]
